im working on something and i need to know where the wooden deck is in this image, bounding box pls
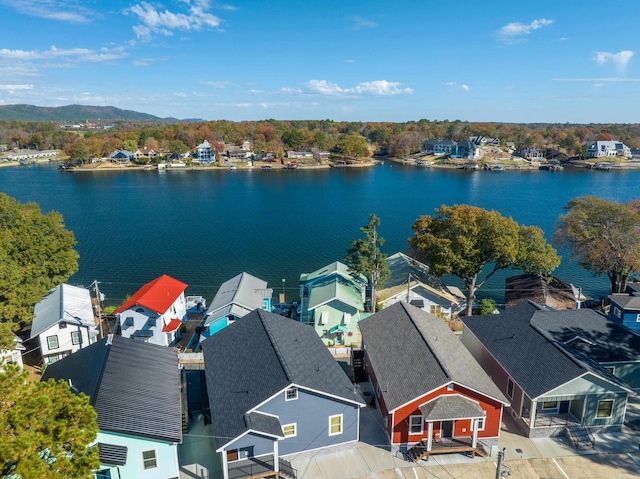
[407,437,487,462]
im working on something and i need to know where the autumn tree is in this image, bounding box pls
[0,365,100,478]
[0,194,78,347]
[337,134,370,161]
[344,214,390,313]
[554,196,640,293]
[409,205,560,316]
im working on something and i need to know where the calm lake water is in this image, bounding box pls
[0,162,638,306]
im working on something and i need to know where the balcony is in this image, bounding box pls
[228,457,296,479]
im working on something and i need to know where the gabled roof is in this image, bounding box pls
[505,274,588,310]
[610,294,640,310]
[378,252,459,304]
[41,335,182,443]
[307,274,364,311]
[462,301,633,399]
[204,272,271,326]
[300,261,358,284]
[201,309,364,450]
[115,274,187,315]
[359,302,508,412]
[30,284,95,339]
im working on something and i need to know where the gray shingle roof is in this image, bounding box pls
[244,412,284,438]
[204,272,271,326]
[610,294,640,310]
[41,335,182,443]
[201,309,364,450]
[359,302,508,412]
[30,284,96,339]
[419,395,485,421]
[462,301,632,399]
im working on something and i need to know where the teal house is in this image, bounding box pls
[462,301,636,441]
[299,261,367,346]
[202,272,272,338]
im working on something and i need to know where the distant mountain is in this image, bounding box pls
[0,104,177,122]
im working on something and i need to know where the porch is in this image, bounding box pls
[228,457,297,479]
[407,437,487,462]
[529,412,581,429]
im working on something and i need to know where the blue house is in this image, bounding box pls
[41,335,183,479]
[202,272,272,338]
[201,309,365,479]
[609,291,640,333]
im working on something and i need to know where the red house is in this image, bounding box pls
[359,302,509,459]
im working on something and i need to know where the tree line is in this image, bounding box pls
[3,118,640,161]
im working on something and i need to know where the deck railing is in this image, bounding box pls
[227,458,297,479]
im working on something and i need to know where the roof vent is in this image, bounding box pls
[106,334,113,346]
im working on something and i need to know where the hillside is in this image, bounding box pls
[0,104,176,122]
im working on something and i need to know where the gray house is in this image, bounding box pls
[462,301,635,439]
[202,309,365,479]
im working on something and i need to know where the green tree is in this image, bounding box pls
[167,139,189,157]
[0,365,100,478]
[281,129,304,150]
[122,139,138,152]
[344,214,390,313]
[69,142,89,162]
[337,134,370,161]
[554,196,640,293]
[0,194,78,346]
[476,298,497,315]
[408,205,559,316]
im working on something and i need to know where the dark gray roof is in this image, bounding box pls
[383,252,450,293]
[610,294,640,310]
[244,412,284,438]
[97,443,128,466]
[41,335,182,443]
[201,309,364,450]
[530,308,640,363]
[462,301,632,399]
[419,395,485,421]
[359,302,508,412]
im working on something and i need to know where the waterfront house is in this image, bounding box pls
[110,149,134,164]
[26,284,98,365]
[377,252,465,319]
[609,291,640,333]
[359,302,509,458]
[114,274,188,347]
[420,139,457,156]
[462,301,634,439]
[298,261,367,346]
[134,147,159,162]
[202,272,272,338]
[201,308,365,479]
[195,139,214,164]
[286,150,314,160]
[454,140,480,159]
[587,140,631,159]
[42,335,182,479]
[505,273,589,310]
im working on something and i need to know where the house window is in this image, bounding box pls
[596,400,614,418]
[141,449,157,469]
[542,400,558,411]
[409,415,423,434]
[343,313,351,324]
[329,414,343,436]
[135,308,145,313]
[473,418,485,431]
[95,470,111,479]
[319,311,328,325]
[47,335,59,350]
[71,331,82,345]
[322,329,328,337]
[430,304,442,315]
[285,387,298,401]
[613,307,621,318]
[282,423,297,437]
[604,366,615,374]
[506,378,514,398]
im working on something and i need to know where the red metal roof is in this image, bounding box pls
[162,318,183,333]
[114,274,188,315]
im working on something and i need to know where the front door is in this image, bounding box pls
[441,420,454,439]
[559,401,570,414]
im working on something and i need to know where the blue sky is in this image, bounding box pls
[0,0,638,122]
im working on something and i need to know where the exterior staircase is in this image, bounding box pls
[565,424,595,449]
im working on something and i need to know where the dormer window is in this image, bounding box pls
[285,387,298,401]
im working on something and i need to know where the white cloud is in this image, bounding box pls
[306,79,412,96]
[344,59,355,63]
[444,81,456,86]
[496,18,553,43]
[199,80,235,89]
[461,84,469,91]
[552,77,640,82]
[0,0,93,22]
[0,84,34,92]
[593,50,634,75]
[280,87,303,94]
[127,1,223,39]
[0,45,128,62]
[444,81,469,91]
[351,16,377,30]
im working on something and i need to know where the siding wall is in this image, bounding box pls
[601,362,640,389]
[257,388,360,456]
[313,301,360,346]
[225,432,276,459]
[39,323,94,363]
[95,431,179,479]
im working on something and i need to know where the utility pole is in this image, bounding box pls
[92,280,104,339]
[406,273,412,303]
[495,448,509,478]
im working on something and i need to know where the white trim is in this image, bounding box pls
[329,414,343,436]
[538,372,633,398]
[248,383,365,413]
[409,415,423,435]
[472,417,486,432]
[141,448,158,470]
[215,428,284,453]
[285,387,298,401]
[596,399,614,419]
[282,423,297,438]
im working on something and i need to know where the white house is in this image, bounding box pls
[1,335,25,370]
[195,140,214,164]
[587,140,631,158]
[115,274,188,347]
[28,284,98,365]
